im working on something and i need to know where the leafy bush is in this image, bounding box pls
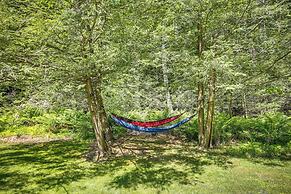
[60,109,93,139]
[111,125,128,138]
[0,111,13,132]
[212,113,232,145]
[0,125,48,137]
[1,107,289,146]
[225,142,291,159]
[146,109,171,121]
[213,112,290,146]
[255,113,290,144]
[20,106,44,118]
[173,116,198,141]
[40,109,94,139]
[0,108,94,139]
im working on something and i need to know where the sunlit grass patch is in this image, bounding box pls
[1,137,291,194]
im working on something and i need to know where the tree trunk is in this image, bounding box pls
[205,68,216,148]
[242,92,248,118]
[162,63,173,113]
[85,77,108,154]
[228,92,233,117]
[197,14,205,147]
[134,56,141,110]
[197,81,205,146]
[81,2,110,157]
[93,73,113,142]
[162,42,173,113]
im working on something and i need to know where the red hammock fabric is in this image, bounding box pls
[111,113,184,127]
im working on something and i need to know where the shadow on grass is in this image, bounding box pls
[0,136,234,193]
[0,140,129,193]
[107,136,233,191]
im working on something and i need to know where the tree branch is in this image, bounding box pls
[244,50,291,82]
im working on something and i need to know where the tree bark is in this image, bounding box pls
[85,77,109,154]
[197,13,205,147]
[228,92,233,117]
[197,81,205,146]
[162,63,173,113]
[162,42,173,113]
[133,54,141,110]
[205,68,216,148]
[93,73,113,142]
[242,92,248,118]
[79,1,110,157]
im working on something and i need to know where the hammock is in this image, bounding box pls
[111,114,195,133]
[111,113,184,127]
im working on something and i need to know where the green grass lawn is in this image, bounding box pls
[0,135,290,194]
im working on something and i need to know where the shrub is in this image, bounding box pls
[255,113,290,145]
[20,106,44,118]
[37,109,94,139]
[61,109,93,139]
[0,108,94,139]
[212,113,232,145]
[173,116,198,141]
[214,112,290,146]
[226,142,290,159]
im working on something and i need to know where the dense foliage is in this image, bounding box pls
[0,0,290,154]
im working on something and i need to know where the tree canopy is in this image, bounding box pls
[0,0,290,151]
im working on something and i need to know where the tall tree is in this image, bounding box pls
[40,0,124,155]
[197,11,205,147]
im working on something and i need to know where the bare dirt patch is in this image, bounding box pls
[0,135,72,144]
[86,133,192,161]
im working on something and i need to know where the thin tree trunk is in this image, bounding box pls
[134,78,141,110]
[205,68,216,148]
[228,92,233,117]
[162,63,173,113]
[134,55,141,110]
[197,13,205,147]
[162,42,173,113]
[242,92,248,118]
[85,77,108,154]
[197,82,205,146]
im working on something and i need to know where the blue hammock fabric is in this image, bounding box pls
[111,114,195,133]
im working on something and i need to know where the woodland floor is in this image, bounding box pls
[0,134,291,194]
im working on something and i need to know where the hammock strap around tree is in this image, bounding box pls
[111,114,195,133]
[111,112,184,127]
